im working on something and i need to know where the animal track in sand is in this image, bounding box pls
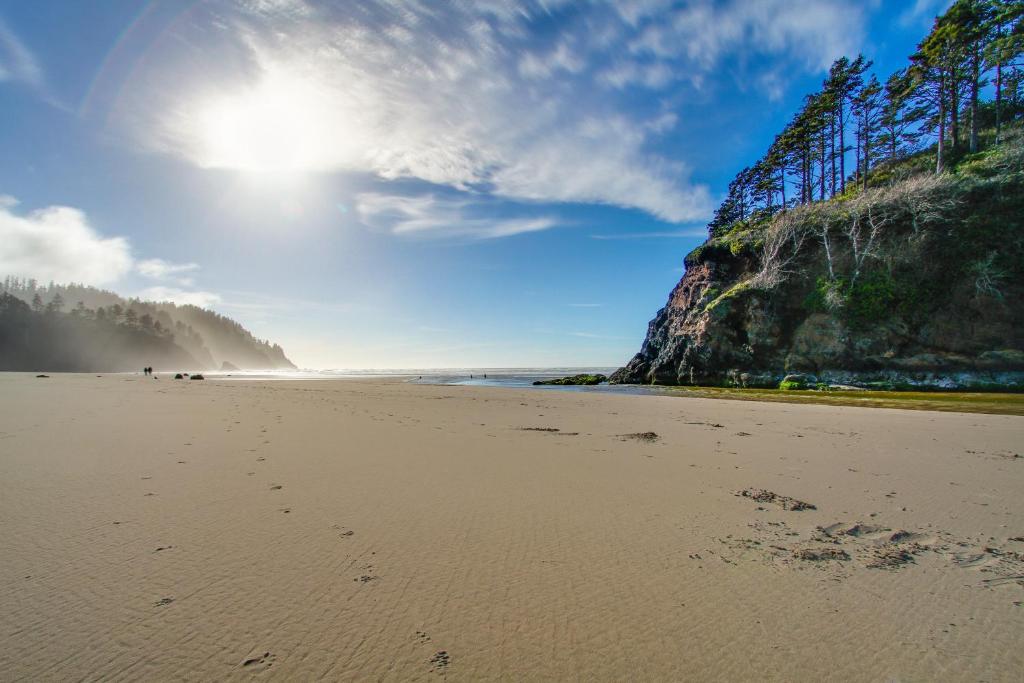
[332,524,355,538]
[241,652,276,669]
[415,631,431,643]
[792,547,850,562]
[154,597,174,607]
[430,650,450,673]
[269,484,283,490]
[153,546,173,552]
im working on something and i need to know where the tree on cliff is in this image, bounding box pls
[703,0,1023,229]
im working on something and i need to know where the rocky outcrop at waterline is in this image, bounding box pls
[533,373,608,386]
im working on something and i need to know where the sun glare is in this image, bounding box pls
[194,70,342,174]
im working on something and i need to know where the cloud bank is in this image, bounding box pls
[0,196,133,285]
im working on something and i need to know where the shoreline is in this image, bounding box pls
[13,371,1024,416]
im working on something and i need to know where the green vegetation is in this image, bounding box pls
[533,373,608,386]
[703,280,754,314]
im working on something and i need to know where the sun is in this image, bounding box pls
[193,68,344,175]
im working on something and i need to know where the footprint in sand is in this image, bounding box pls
[241,652,276,669]
[154,597,174,607]
[269,484,283,490]
[415,631,432,644]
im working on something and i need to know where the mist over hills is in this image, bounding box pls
[0,278,295,372]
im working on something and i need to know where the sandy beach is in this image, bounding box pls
[1,373,1022,681]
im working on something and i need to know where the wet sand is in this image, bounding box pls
[1,373,1022,681]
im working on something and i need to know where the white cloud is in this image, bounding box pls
[0,195,220,307]
[0,198,133,285]
[137,258,200,285]
[356,192,558,240]
[136,286,222,308]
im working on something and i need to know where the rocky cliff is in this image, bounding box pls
[612,132,1024,390]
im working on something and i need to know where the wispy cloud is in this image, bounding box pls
[356,192,559,240]
[0,18,65,108]
[568,331,631,340]
[589,228,707,240]
[0,19,43,87]
[136,286,221,308]
[114,1,725,222]
[898,0,954,27]
[137,258,200,285]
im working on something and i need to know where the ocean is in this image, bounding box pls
[206,367,622,389]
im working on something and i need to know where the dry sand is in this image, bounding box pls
[1,373,1022,681]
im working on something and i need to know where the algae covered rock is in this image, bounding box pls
[533,373,608,386]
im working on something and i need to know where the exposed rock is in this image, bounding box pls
[619,431,659,442]
[533,373,607,386]
[737,488,816,511]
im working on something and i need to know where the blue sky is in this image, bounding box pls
[0,0,951,368]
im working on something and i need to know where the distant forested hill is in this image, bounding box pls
[0,279,295,372]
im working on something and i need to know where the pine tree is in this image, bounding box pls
[46,292,65,314]
[852,75,884,189]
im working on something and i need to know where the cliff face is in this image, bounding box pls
[612,136,1024,390]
